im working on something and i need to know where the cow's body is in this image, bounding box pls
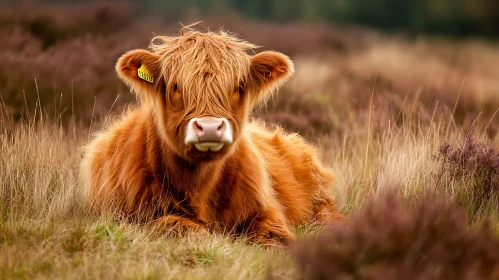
[80,28,343,245]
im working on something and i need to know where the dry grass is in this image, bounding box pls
[1,2,499,279]
[0,118,297,279]
[2,62,498,279]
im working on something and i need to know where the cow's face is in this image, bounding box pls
[116,31,293,163]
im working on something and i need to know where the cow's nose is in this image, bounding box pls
[192,117,226,142]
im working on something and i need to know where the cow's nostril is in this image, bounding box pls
[217,121,225,132]
[193,121,204,132]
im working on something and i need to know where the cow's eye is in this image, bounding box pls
[234,83,245,96]
[170,83,183,109]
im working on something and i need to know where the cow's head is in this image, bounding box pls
[116,29,293,162]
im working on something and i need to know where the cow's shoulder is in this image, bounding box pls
[82,105,156,178]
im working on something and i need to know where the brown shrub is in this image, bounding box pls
[0,1,136,48]
[291,190,499,280]
[0,2,143,123]
[436,134,499,215]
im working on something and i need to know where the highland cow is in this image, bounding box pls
[80,27,343,245]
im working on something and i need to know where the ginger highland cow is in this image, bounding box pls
[80,27,343,245]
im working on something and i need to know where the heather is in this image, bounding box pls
[1,1,499,279]
[291,190,499,280]
[436,131,499,221]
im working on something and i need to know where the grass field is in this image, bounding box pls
[1,3,499,279]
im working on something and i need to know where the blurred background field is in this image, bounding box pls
[1,1,499,279]
[1,1,499,135]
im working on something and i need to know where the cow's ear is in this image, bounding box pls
[247,51,294,106]
[116,49,161,98]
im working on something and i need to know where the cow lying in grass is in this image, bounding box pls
[80,27,343,245]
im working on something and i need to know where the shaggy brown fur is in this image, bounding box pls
[80,26,343,245]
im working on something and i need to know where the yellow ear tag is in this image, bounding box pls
[137,64,154,83]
